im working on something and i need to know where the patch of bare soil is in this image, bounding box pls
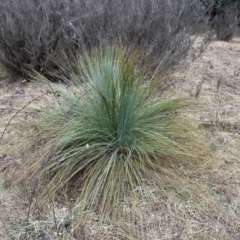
[0,38,240,239]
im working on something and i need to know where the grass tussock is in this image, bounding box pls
[16,46,207,225]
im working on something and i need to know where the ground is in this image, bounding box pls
[0,37,240,239]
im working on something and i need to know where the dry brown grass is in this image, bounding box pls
[0,37,240,239]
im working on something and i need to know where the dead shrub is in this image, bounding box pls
[212,4,239,41]
[0,0,211,81]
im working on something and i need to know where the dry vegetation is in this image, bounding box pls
[0,36,240,239]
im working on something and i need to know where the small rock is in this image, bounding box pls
[0,154,7,160]
[15,88,25,95]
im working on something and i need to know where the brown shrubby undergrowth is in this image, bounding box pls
[0,0,211,81]
[212,4,239,41]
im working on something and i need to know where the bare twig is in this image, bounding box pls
[45,184,61,240]
[24,177,39,239]
[0,92,47,142]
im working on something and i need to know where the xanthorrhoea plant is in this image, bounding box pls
[23,46,204,223]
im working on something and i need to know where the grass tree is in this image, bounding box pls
[21,46,205,224]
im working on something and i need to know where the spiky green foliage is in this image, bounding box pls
[22,46,204,223]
